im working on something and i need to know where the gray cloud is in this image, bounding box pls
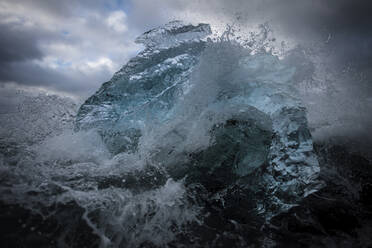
[0,23,43,63]
[0,0,141,97]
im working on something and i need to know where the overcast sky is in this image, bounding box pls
[0,0,372,100]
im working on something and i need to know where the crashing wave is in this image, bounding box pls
[76,20,320,217]
[0,21,321,247]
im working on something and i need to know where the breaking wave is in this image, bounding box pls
[0,21,370,247]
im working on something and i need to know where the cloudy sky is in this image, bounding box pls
[0,0,372,100]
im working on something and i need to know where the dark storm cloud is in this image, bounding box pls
[273,0,372,67]
[0,17,93,94]
[306,0,372,32]
[0,0,141,97]
[0,60,115,94]
[0,23,43,63]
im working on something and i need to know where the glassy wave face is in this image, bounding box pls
[1,21,324,247]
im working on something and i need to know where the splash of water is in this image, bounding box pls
[0,21,322,247]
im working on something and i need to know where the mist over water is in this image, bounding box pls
[0,20,371,247]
